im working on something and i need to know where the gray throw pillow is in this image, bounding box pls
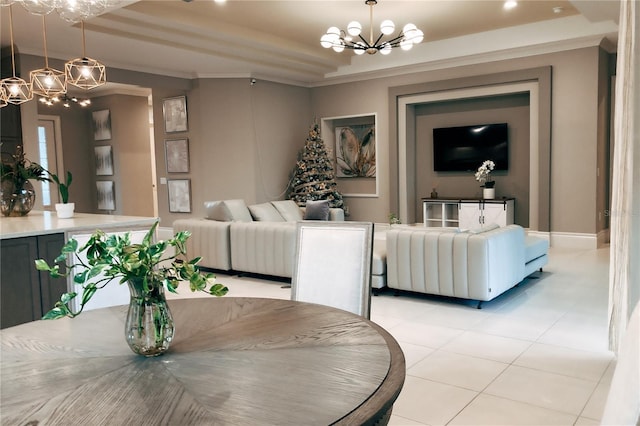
[304,200,330,221]
[204,200,233,221]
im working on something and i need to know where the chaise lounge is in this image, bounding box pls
[385,224,549,307]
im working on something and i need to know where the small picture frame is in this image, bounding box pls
[165,139,190,173]
[96,181,115,210]
[92,109,112,141]
[94,145,114,176]
[167,179,191,213]
[163,96,188,133]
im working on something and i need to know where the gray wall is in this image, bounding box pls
[152,78,311,224]
[311,45,612,234]
[17,44,612,236]
[414,94,530,226]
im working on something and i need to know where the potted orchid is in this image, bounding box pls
[475,160,496,199]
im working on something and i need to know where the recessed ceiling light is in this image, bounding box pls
[553,6,564,14]
[504,0,518,10]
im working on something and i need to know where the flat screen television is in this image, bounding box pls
[433,123,509,172]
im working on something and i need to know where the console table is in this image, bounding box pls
[422,198,515,229]
[0,297,405,425]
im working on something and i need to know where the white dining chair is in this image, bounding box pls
[291,221,374,319]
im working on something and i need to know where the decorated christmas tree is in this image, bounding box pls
[287,123,344,209]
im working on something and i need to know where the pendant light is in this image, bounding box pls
[65,21,106,90]
[30,15,67,97]
[0,5,33,105]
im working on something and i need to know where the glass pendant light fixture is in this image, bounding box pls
[0,5,33,105]
[30,15,67,97]
[320,0,423,55]
[65,20,106,90]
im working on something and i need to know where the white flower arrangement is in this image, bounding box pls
[475,160,495,188]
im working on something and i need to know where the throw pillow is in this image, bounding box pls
[248,203,285,222]
[223,199,254,222]
[271,200,303,222]
[304,200,330,221]
[204,200,233,221]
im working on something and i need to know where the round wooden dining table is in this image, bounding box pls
[0,297,405,425]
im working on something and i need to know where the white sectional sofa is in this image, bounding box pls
[385,224,549,307]
[173,199,350,277]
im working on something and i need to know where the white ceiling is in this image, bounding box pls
[1,0,620,87]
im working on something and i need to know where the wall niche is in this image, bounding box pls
[415,92,531,227]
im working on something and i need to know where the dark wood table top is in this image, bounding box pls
[0,297,405,425]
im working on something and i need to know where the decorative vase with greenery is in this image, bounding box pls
[0,146,49,216]
[49,170,75,218]
[35,221,229,356]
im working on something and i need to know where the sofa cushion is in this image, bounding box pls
[304,200,330,220]
[224,199,254,222]
[271,200,303,222]
[204,200,233,221]
[525,235,549,262]
[249,203,285,222]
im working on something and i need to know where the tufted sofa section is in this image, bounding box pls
[230,222,297,278]
[173,199,349,279]
[386,225,548,304]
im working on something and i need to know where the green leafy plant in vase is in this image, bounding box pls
[49,170,75,218]
[0,146,49,216]
[35,221,228,356]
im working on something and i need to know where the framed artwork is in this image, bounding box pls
[335,123,376,178]
[92,109,112,141]
[165,139,190,173]
[94,145,114,176]
[96,181,115,210]
[163,96,188,133]
[321,113,379,198]
[167,179,191,213]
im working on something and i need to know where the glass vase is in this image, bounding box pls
[1,180,36,217]
[125,279,174,357]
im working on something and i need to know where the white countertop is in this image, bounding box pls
[0,211,158,239]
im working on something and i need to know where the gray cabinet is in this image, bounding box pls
[1,234,66,329]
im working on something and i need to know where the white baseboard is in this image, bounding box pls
[526,229,610,250]
[549,231,604,250]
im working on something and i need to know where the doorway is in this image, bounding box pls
[37,115,64,208]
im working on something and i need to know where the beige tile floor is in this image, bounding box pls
[169,245,614,426]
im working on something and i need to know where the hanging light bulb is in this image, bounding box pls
[65,20,107,89]
[30,15,67,97]
[0,5,33,105]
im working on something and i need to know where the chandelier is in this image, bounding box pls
[0,5,33,105]
[320,0,424,55]
[0,0,114,108]
[2,0,120,22]
[39,93,91,107]
[65,20,106,89]
[30,15,67,98]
